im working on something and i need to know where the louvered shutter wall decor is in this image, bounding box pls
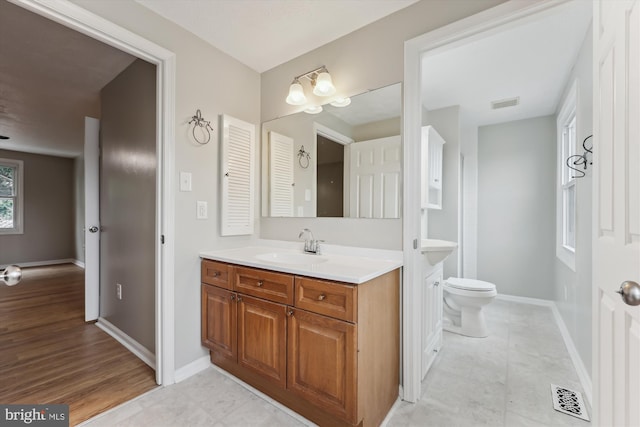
[220,114,255,236]
[268,131,294,217]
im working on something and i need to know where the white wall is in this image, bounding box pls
[72,0,261,370]
[425,106,460,279]
[260,0,505,250]
[553,26,593,376]
[477,115,556,299]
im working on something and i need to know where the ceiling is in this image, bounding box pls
[0,0,417,158]
[0,1,136,157]
[421,0,592,127]
[135,0,419,73]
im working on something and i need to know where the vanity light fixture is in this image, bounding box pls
[285,65,337,106]
[330,97,351,107]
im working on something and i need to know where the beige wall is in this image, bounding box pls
[72,0,262,369]
[259,0,505,249]
[100,59,156,353]
[0,149,74,265]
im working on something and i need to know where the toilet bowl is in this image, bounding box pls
[443,277,497,338]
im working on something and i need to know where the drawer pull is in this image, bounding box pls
[318,294,326,301]
[212,271,220,277]
[257,280,264,287]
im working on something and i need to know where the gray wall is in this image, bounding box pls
[425,106,460,279]
[72,0,262,370]
[0,149,74,265]
[554,27,593,376]
[259,0,505,250]
[100,59,156,353]
[478,116,556,299]
[73,156,84,263]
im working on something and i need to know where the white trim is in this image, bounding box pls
[496,294,592,405]
[0,158,24,235]
[313,122,354,145]
[0,258,78,269]
[210,365,316,426]
[97,317,156,369]
[174,355,211,383]
[403,0,574,402]
[10,0,177,386]
[72,259,85,268]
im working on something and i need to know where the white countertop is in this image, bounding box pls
[199,241,402,284]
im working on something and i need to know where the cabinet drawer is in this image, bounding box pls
[234,266,294,305]
[201,260,232,290]
[295,277,357,322]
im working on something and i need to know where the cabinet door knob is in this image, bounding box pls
[287,309,294,316]
[237,296,243,302]
[257,280,263,287]
[434,281,440,287]
[230,294,236,301]
[318,294,326,301]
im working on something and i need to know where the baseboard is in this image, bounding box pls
[496,293,554,307]
[72,259,85,268]
[174,355,211,383]
[211,365,316,426]
[0,258,77,269]
[496,293,592,405]
[96,317,156,370]
[549,304,593,406]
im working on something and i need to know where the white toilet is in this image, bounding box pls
[443,277,497,338]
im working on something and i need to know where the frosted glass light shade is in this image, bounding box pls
[286,81,307,105]
[312,72,336,96]
[330,97,351,107]
[304,105,323,114]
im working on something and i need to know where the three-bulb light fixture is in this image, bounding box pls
[285,66,351,114]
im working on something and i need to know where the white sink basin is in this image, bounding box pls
[421,239,458,265]
[254,252,328,265]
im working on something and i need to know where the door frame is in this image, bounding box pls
[402,0,572,403]
[12,0,176,385]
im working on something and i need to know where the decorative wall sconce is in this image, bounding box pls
[286,65,350,114]
[566,134,593,178]
[188,109,214,145]
[298,145,311,169]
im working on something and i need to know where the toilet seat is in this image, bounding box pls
[445,277,496,292]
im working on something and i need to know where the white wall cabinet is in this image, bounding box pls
[421,263,443,380]
[421,125,445,210]
[220,114,256,236]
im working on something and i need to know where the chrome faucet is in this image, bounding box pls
[299,228,322,254]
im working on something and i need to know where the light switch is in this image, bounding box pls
[180,172,192,192]
[197,201,208,219]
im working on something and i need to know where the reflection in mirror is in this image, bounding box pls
[262,82,402,218]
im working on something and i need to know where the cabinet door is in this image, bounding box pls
[237,295,287,388]
[201,284,236,362]
[421,268,443,379]
[287,308,357,423]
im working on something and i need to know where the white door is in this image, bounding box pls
[349,135,401,218]
[268,131,294,217]
[593,1,640,425]
[84,117,100,322]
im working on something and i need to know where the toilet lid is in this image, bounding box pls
[446,277,496,292]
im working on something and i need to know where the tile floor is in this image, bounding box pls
[81,299,590,427]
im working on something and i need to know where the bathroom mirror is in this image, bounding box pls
[261,82,402,218]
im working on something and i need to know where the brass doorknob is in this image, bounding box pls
[616,281,640,306]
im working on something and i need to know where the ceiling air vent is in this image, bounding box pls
[491,97,520,110]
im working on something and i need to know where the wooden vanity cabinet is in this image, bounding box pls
[201,260,399,427]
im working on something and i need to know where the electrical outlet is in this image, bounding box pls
[116,283,123,300]
[197,201,208,219]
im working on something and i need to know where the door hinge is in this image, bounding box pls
[161,235,165,244]
[413,239,418,249]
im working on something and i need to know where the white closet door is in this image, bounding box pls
[220,114,255,236]
[349,135,401,218]
[268,131,294,217]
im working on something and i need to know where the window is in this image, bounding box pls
[0,158,24,235]
[556,81,577,270]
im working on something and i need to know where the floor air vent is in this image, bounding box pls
[551,384,590,421]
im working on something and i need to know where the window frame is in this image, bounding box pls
[0,158,24,235]
[556,81,578,271]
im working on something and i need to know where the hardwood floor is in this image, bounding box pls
[0,264,157,426]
